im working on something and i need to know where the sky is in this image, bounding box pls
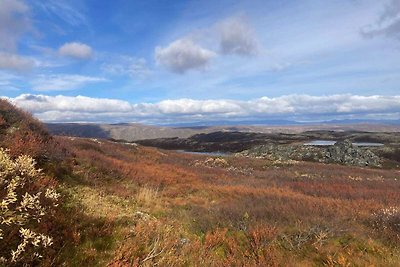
[0,0,399,124]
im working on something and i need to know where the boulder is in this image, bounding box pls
[326,140,381,167]
[239,139,381,167]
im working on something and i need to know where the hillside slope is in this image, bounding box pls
[54,136,400,266]
[0,99,57,160]
[1,100,400,266]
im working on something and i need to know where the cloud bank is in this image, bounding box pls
[5,94,400,123]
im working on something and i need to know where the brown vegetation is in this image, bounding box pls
[51,137,400,266]
[0,100,62,161]
[0,100,399,266]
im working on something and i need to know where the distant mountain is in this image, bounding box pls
[164,119,303,127]
[321,119,400,125]
[165,119,400,127]
[45,121,400,142]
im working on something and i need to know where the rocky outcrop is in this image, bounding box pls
[325,140,381,167]
[240,139,381,167]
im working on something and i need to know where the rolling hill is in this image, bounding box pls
[46,122,400,141]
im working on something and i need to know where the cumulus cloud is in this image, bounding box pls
[31,74,107,91]
[0,52,34,71]
[155,39,216,73]
[361,0,400,40]
[5,94,400,123]
[217,16,258,56]
[0,0,31,51]
[154,15,260,74]
[59,42,93,59]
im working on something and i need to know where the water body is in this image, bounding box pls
[175,150,231,157]
[304,140,336,146]
[304,140,384,147]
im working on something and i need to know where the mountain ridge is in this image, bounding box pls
[46,121,400,141]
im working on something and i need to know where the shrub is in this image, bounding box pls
[0,99,56,161]
[0,149,60,265]
[371,207,400,242]
[194,157,229,168]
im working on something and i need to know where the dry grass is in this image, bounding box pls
[136,186,159,206]
[50,136,400,266]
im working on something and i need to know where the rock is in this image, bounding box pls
[239,139,381,167]
[326,140,381,167]
[133,211,154,221]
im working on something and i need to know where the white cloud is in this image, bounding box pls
[5,94,400,123]
[0,0,31,51]
[361,0,400,40]
[0,52,34,71]
[153,15,260,74]
[59,42,93,59]
[10,94,132,113]
[217,16,258,56]
[0,0,34,72]
[156,99,243,115]
[31,74,107,91]
[155,39,216,73]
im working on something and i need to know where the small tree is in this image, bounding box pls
[0,148,59,264]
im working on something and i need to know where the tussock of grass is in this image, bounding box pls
[136,186,159,206]
[62,185,137,219]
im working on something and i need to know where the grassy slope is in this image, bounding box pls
[2,99,398,266]
[55,136,400,266]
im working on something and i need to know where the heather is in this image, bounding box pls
[0,100,399,266]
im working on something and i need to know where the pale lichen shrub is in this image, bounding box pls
[0,148,60,264]
[371,206,400,241]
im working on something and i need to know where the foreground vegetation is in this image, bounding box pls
[1,99,400,266]
[52,137,399,266]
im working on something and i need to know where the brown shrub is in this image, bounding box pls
[0,99,61,161]
[370,207,400,243]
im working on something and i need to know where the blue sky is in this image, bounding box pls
[1,0,400,123]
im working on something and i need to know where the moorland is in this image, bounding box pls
[1,99,400,266]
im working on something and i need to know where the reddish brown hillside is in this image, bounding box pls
[0,99,54,159]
